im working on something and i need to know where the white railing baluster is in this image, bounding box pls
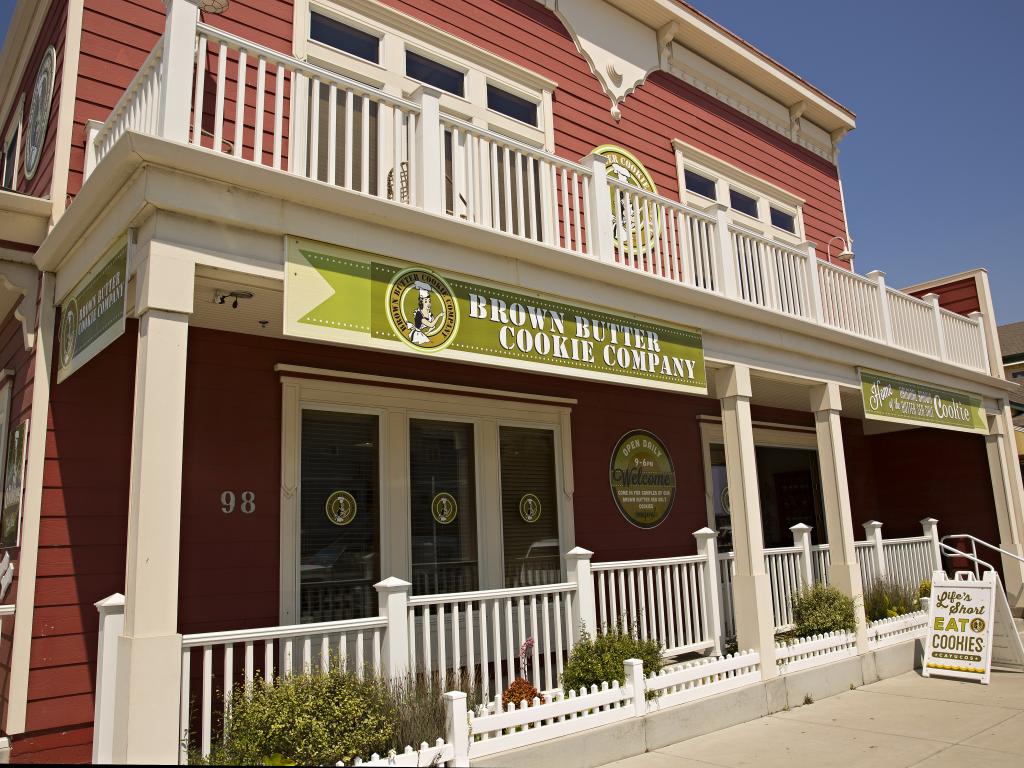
[232,48,246,158]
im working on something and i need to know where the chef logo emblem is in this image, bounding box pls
[59,299,79,368]
[386,268,459,352]
[519,493,542,523]
[432,492,458,525]
[325,490,357,526]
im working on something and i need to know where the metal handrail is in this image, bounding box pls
[938,533,1024,578]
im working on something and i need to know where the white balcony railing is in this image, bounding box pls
[87,16,993,375]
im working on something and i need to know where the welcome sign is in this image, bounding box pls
[284,238,706,394]
[859,369,986,434]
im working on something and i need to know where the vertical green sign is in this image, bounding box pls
[57,236,129,383]
[0,420,29,548]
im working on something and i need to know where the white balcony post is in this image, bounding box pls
[582,153,615,263]
[413,86,443,213]
[622,658,646,718]
[968,311,992,373]
[984,411,1024,608]
[375,577,412,679]
[158,0,199,142]
[92,593,125,765]
[803,242,824,322]
[811,382,868,654]
[922,293,948,360]
[693,527,722,655]
[790,523,814,590]
[866,269,894,343]
[566,546,597,639]
[862,520,886,580]
[84,119,103,179]
[708,204,739,298]
[920,518,943,574]
[444,691,470,767]
[716,365,777,677]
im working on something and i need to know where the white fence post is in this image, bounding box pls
[444,690,470,767]
[790,523,814,590]
[803,242,823,322]
[863,520,886,580]
[693,527,722,655]
[622,658,646,718]
[413,86,443,213]
[923,293,948,360]
[968,311,992,374]
[582,153,615,263]
[566,547,596,639]
[709,204,739,298]
[84,119,104,179]
[920,518,943,574]
[866,270,894,343]
[92,593,126,764]
[375,577,411,679]
[158,0,199,142]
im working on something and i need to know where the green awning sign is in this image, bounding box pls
[859,369,986,434]
[57,235,129,383]
[284,238,706,394]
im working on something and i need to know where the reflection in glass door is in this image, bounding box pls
[500,426,560,587]
[299,410,380,622]
[409,419,479,595]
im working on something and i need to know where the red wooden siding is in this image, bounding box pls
[0,0,67,201]
[909,276,981,316]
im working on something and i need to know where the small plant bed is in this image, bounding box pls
[562,624,664,700]
[863,579,921,622]
[788,584,856,639]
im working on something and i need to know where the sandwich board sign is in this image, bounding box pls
[922,570,1024,684]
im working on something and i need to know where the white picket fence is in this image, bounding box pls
[776,630,858,674]
[866,604,929,651]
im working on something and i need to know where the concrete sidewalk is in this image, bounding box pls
[602,668,1024,768]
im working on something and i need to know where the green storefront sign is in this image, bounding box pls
[57,235,129,383]
[285,238,706,394]
[609,429,676,529]
[860,369,987,434]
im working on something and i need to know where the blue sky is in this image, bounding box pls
[0,1,1020,323]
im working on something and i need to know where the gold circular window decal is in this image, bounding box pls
[609,429,676,529]
[519,493,542,523]
[386,267,460,353]
[431,492,458,525]
[59,298,79,369]
[325,490,357,526]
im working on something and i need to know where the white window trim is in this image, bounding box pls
[1,96,24,191]
[673,138,806,245]
[295,0,557,150]
[279,375,575,624]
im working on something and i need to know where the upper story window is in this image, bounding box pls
[486,84,538,127]
[673,138,805,243]
[309,12,380,64]
[1,99,23,192]
[405,50,465,97]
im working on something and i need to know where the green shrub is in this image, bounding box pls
[791,584,856,637]
[918,579,932,599]
[388,671,479,749]
[561,625,663,695]
[863,579,919,621]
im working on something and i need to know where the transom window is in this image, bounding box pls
[770,206,796,233]
[405,50,465,97]
[309,12,379,64]
[486,84,538,127]
[729,188,758,218]
[684,169,716,200]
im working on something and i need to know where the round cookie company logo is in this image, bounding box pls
[609,429,676,529]
[325,490,357,526]
[59,299,79,369]
[519,493,542,523]
[431,492,458,525]
[593,145,660,253]
[386,267,459,352]
[970,618,985,633]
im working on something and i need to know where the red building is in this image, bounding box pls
[0,0,1021,763]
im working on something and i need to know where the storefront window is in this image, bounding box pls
[300,410,380,622]
[409,419,479,594]
[499,426,560,587]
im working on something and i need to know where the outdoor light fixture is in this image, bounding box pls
[215,290,254,309]
[827,235,855,264]
[195,0,230,13]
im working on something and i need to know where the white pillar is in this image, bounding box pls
[790,523,814,590]
[920,518,943,575]
[803,242,823,323]
[862,520,886,581]
[582,153,615,263]
[158,0,200,142]
[566,547,596,638]
[811,382,868,653]
[709,204,739,298]
[693,527,722,655]
[716,365,776,677]
[93,594,126,764]
[112,244,194,764]
[984,410,1024,609]
[413,86,443,213]
[376,576,412,679]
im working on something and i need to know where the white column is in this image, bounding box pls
[158,0,200,142]
[811,383,868,653]
[803,242,823,323]
[862,520,886,581]
[790,523,814,590]
[716,365,776,677]
[112,243,194,764]
[922,293,948,360]
[984,410,1024,608]
[93,594,126,764]
[413,87,443,213]
[693,527,722,655]
[566,547,596,638]
[709,204,739,298]
[375,577,412,679]
[582,153,615,263]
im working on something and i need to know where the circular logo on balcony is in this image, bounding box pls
[59,298,79,369]
[431,492,458,525]
[24,46,56,182]
[519,493,542,523]
[609,429,675,529]
[325,490,357,526]
[386,267,460,352]
[593,145,660,254]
